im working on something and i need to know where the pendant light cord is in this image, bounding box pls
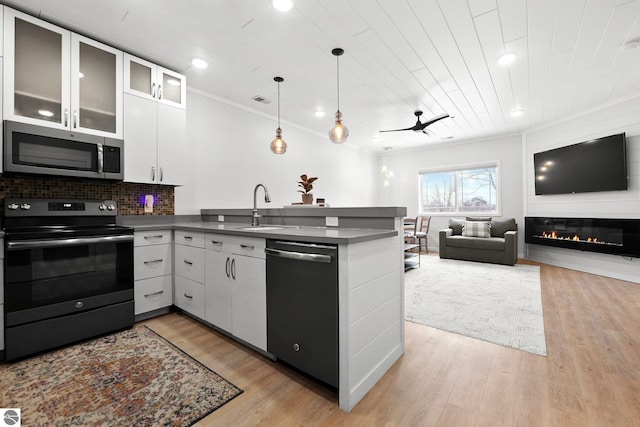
[336,54,340,112]
[277,81,281,127]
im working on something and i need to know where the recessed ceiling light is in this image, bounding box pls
[498,53,516,66]
[191,58,208,69]
[511,109,524,117]
[272,0,294,12]
[38,109,54,117]
[314,109,325,118]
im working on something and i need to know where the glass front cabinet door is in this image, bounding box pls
[124,54,186,109]
[3,8,123,138]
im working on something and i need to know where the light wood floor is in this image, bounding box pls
[141,256,640,426]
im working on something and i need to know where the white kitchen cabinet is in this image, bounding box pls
[134,230,173,316]
[204,236,233,331]
[204,234,266,351]
[124,54,185,108]
[174,275,205,319]
[134,275,173,316]
[124,93,186,185]
[174,244,205,284]
[174,231,205,319]
[3,8,123,137]
[134,243,172,280]
[123,53,186,186]
[230,253,267,351]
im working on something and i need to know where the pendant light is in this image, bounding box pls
[270,76,287,154]
[329,48,349,144]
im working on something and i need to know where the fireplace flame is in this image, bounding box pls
[540,231,604,245]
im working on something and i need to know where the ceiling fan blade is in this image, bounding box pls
[379,125,417,133]
[417,113,450,130]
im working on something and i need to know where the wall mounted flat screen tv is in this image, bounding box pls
[534,133,628,195]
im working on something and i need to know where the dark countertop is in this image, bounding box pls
[121,220,397,244]
[200,206,407,218]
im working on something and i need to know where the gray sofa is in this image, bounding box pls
[439,217,518,266]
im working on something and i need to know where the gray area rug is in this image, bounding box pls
[404,256,547,355]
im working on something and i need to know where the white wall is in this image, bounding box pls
[175,90,379,214]
[376,134,524,254]
[524,95,640,283]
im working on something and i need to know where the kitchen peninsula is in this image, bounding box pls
[120,206,407,412]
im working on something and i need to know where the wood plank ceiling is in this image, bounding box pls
[5,0,640,152]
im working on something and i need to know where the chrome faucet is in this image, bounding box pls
[252,184,271,226]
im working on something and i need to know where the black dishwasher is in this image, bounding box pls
[266,240,338,388]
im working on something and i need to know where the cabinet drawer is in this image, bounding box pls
[205,234,265,258]
[135,230,172,246]
[175,230,205,248]
[174,244,205,283]
[134,276,173,315]
[134,244,172,280]
[175,276,205,319]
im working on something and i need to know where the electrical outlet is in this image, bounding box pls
[144,195,154,213]
[218,215,225,222]
[326,216,339,227]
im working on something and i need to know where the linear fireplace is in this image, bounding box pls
[525,217,640,258]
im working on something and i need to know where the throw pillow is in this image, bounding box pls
[490,218,517,237]
[462,220,491,238]
[449,218,465,235]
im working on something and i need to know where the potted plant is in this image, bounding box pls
[297,174,318,204]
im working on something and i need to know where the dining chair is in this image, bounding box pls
[415,216,431,253]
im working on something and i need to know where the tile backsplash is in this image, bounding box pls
[0,175,174,217]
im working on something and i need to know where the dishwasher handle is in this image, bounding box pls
[265,247,333,263]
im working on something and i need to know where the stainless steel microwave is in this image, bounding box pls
[3,120,124,180]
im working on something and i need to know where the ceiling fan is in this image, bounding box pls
[379,110,450,134]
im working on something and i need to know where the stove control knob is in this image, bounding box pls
[7,203,19,210]
[99,204,107,211]
[107,204,115,211]
[20,203,31,210]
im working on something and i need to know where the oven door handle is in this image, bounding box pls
[6,234,134,250]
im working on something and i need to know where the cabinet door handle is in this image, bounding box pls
[64,108,69,127]
[151,166,156,181]
[184,236,193,241]
[158,84,163,100]
[225,257,230,278]
[240,244,255,250]
[152,82,157,98]
[144,235,164,240]
[160,167,164,182]
[211,240,223,246]
[144,290,164,297]
[231,258,236,280]
[184,293,193,299]
[184,260,193,266]
[97,144,104,174]
[73,109,78,128]
[144,258,163,264]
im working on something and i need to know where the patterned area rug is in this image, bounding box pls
[0,326,242,426]
[405,256,547,355]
